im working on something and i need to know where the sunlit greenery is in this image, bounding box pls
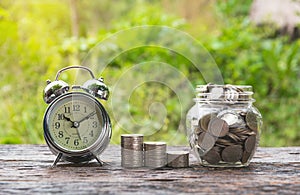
[0,0,299,146]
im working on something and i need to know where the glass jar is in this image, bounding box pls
[186,84,262,167]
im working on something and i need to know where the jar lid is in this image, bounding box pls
[194,84,254,104]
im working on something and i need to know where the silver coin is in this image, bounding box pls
[216,137,233,147]
[208,86,224,100]
[198,113,217,131]
[197,132,216,151]
[224,87,239,102]
[196,85,208,93]
[221,145,243,163]
[235,86,244,93]
[244,135,256,153]
[239,111,247,117]
[239,94,251,101]
[227,132,243,142]
[194,125,204,135]
[121,134,144,139]
[230,127,254,136]
[217,110,241,126]
[208,118,229,137]
[241,151,252,164]
[202,148,221,165]
[246,111,259,132]
[144,142,166,150]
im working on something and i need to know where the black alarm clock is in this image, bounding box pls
[43,65,111,166]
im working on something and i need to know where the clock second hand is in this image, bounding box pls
[63,115,82,140]
[71,111,96,140]
[74,123,82,140]
[63,115,81,140]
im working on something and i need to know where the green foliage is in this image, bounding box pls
[0,0,299,146]
[202,2,300,146]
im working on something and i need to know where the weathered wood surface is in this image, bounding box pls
[0,145,299,194]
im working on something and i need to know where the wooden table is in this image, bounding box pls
[0,145,299,194]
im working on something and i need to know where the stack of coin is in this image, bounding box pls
[144,142,167,168]
[194,108,261,166]
[121,134,144,168]
[196,84,253,103]
[167,151,189,168]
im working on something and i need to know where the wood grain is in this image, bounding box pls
[0,145,299,194]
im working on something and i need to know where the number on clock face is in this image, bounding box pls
[47,95,103,151]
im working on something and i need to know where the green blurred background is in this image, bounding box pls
[0,0,299,146]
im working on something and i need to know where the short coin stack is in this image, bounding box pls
[144,142,167,168]
[167,151,189,168]
[121,134,144,168]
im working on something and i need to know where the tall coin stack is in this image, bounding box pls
[144,142,167,168]
[121,134,144,168]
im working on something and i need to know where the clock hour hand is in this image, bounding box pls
[63,115,77,129]
[63,115,73,122]
[63,115,81,139]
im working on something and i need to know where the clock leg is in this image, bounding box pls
[94,155,104,166]
[52,153,63,166]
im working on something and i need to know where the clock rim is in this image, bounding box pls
[43,91,111,158]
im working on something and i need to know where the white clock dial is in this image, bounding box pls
[44,93,104,152]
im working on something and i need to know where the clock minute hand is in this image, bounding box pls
[77,111,97,124]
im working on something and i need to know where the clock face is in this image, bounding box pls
[44,93,104,152]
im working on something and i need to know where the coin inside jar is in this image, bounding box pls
[221,145,243,163]
[218,111,239,126]
[202,148,221,165]
[197,132,216,152]
[194,126,203,135]
[208,118,229,137]
[241,151,252,164]
[224,87,239,102]
[198,113,217,131]
[244,135,256,153]
[246,111,258,132]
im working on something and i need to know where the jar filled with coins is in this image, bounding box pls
[186,84,262,167]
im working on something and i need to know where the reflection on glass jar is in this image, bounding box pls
[186,84,262,167]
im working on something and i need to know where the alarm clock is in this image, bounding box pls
[43,65,111,166]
